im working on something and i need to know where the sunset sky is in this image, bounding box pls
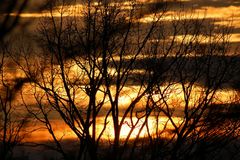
[1,1,240,160]
[9,0,239,44]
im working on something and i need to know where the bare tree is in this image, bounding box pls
[0,43,31,160]
[141,13,240,160]
[12,0,240,160]
[15,0,167,159]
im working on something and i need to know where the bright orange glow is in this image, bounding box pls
[6,58,236,147]
[18,78,239,142]
[23,116,183,142]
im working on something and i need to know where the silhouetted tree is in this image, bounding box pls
[142,14,240,160]
[0,43,31,160]
[13,0,240,160]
